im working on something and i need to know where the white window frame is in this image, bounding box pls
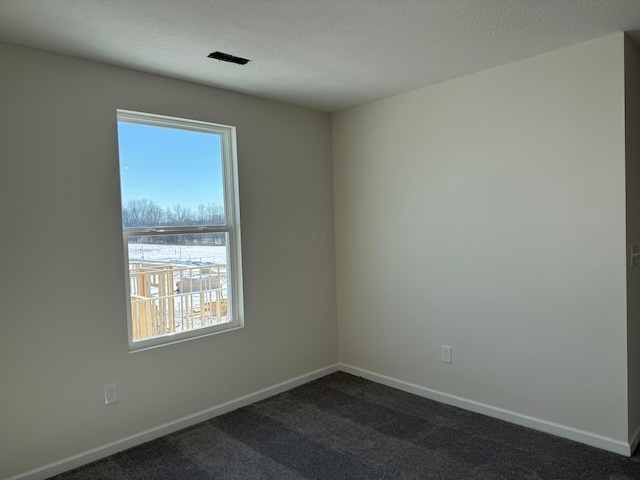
[117,109,244,351]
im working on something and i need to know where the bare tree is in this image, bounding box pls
[122,199,165,227]
[196,203,225,225]
[124,200,226,245]
[167,204,194,226]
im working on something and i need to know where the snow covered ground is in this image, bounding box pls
[127,242,227,266]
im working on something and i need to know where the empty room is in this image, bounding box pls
[3,1,640,479]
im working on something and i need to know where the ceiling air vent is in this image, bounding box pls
[207,51,250,65]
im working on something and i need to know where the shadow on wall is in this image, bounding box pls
[628,30,640,47]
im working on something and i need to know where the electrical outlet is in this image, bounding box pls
[441,345,452,364]
[104,382,118,405]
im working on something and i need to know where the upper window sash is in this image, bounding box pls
[117,109,240,232]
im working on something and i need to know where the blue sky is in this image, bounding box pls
[117,122,224,210]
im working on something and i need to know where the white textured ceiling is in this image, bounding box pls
[1,0,640,111]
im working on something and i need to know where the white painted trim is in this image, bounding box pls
[338,363,632,457]
[7,364,339,480]
[116,108,244,352]
[629,422,640,456]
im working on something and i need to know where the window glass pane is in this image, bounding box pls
[127,233,230,341]
[117,122,226,227]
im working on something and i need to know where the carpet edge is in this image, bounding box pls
[7,364,340,480]
[338,363,632,457]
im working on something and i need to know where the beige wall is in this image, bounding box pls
[0,42,337,478]
[626,34,640,444]
[2,30,638,478]
[333,34,629,442]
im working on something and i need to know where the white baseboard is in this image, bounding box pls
[629,423,640,456]
[9,362,634,479]
[8,364,339,480]
[338,363,632,457]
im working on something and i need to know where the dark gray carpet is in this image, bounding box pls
[50,372,640,479]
